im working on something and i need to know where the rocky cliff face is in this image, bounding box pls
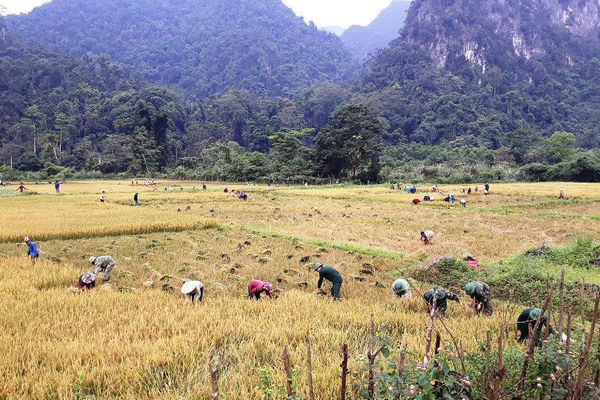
[401,0,600,73]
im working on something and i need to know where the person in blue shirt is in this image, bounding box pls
[54,180,60,194]
[24,236,39,265]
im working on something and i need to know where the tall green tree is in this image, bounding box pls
[315,104,384,182]
[543,131,577,163]
[503,128,542,164]
[152,110,170,171]
[267,129,313,182]
[130,126,159,175]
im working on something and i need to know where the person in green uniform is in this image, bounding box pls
[423,287,460,316]
[464,281,493,316]
[517,308,554,346]
[314,263,343,300]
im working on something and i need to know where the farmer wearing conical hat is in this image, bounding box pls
[420,230,434,244]
[517,308,554,346]
[392,278,412,298]
[248,280,273,300]
[89,255,116,283]
[313,263,343,300]
[78,273,96,291]
[464,281,493,316]
[181,280,204,303]
[423,287,460,316]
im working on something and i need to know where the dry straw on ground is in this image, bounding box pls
[0,180,598,398]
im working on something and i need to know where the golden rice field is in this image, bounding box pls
[0,180,598,399]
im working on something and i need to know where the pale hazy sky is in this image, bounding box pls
[0,0,393,28]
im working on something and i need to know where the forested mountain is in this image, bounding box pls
[0,24,354,178]
[0,31,191,174]
[6,0,357,99]
[357,0,600,148]
[341,0,411,61]
[2,0,600,183]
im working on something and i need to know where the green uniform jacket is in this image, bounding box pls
[318,266,343,289]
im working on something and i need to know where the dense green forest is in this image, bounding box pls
[1,0,600,183]
[6,0,357,99]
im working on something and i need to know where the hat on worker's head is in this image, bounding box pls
[313,263,323,271]
[24,236,30,242]
[434,289,447,300]
[181,280,198,294]
[392,279,406,291]
[89,256,97,264]
[81,273,96,285]
[464,282,475,295]
[529,308,542,320]
[263,282,273,292]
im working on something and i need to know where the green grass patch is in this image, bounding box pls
[235,225,406,260]
[407,237,600,314]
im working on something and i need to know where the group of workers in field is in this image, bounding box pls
[21,177,554,346]
[410,183,491,207]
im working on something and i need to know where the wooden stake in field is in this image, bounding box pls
[572,291,600,400]
[483,330,492,395]
[558,269,565,337]
[566,311,573,388]
[340,344,349,400]
[395,342,408,400]
[283,346,294,398]
[424,287,439,366]
[307,338,315,400]
[368,313,376,398]
[492,328,504,400]
[208,352,220,400]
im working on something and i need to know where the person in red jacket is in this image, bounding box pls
[248,280,273,300]
[412,198,420,205]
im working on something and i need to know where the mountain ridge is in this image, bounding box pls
[6,0,357,99]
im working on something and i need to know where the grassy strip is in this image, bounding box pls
[470,206,600,221]
[266,190,402,204]
[499,198,600,208]
[0,220,219,244]
[230,224,406,260]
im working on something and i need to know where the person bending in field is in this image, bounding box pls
[412,198,420,205]
[392,278,412,298]
[559,189,565,199]
[181,280,204,304]
[420,230,434,244]
[24,236,39,265]
[517,308,554,346]
[423,287,460,316]
[314,263,343,300]
[464,282,493,316]
[248,280,273,300]
[89,255,116,282]
[78,273,96,291]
